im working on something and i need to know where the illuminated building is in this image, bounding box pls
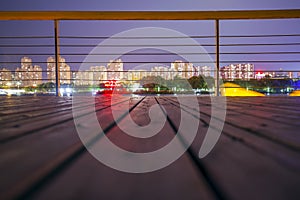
[255,71,276,79]
[171,60,184,78]
[255,71,267,79]
[15,57,42,86]
[107,59,123,80]
[90,66,107,85]
[74,70,90,86]
[194,66,212,77]
[127,69,147,81]
[170,60,194,79]
[221,63,254,80]
[264,72,275,78]
[47,56,71,84]
[274,68,293,79]
[0,68,13,86]
[74,66,108,86]
[31,65,43,86]
[151,66,170,80]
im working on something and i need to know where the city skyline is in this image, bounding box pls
[1,55,298,87]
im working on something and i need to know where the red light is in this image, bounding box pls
[104,80,118,88]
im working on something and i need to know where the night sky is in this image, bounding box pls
[0,0,300,74]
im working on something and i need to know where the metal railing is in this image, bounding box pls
[0,10,300,96]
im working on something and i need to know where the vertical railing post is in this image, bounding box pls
[215,19,220,96]
[54,20,60,96]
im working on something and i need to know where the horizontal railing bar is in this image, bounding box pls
[59,36,216,39]
[2,80,300,83]
[0,45,54,47]
[221,34,300,38]
[219,52,300,54]
[1,80,298,82]
[3,79,300,82]
[219,61,300,63]
[0,54,56,56]
[2,70,299,73]
[2,52,300,56]
[0,44,213,47]
[1,61,217,64]
[220,43,300,46]
[2,42,300,47]
[0,10,300,20]
[1,60,300,64]
[2,34,300,40]
[4,69,299,72]
[59,34,300,39]
[61,51,300,55]
[0,36,54,39]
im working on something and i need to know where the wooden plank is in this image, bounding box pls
[159,96,300,200]
[171,97,300,170]
[225,97,300,113]
[195,97,300,151]
[197,98,300,170]
[1,96,300,200]
[0,95,137,199]
[0,101,73,123]
[0,97,71,112]
[0,10,299,21]
[0,97,112,125]
[223,101,300,127]
[24,96,216,200]
[0,96,128,143]
[201,134,300,200]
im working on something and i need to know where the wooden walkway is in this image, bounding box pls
[0,95,300,200]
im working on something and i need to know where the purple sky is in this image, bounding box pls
[0,0,300,74]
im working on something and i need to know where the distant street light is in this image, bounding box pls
[16,81,21,89]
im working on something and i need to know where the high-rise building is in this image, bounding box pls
[0,68,13,86]
[74,70,91,86]
[127,69,148,81]
[274,68,293,79]
[71,71,77,85]
[194,66,212,77]
[221,63,254,80]
[47,56,71,84]
[170,60,194,79]
[15,57,42,86]
[139,70,148,80]
[185,63,194,79]
[107,59,123,80]
[151,66,170,80]
[21,57,32,70]
[264,72,275,78]
[15,57,32,87]
[90,66,107,85]
[30,65,43,86]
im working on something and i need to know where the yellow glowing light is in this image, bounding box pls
[289,90,300,96]
[220,83,265,96]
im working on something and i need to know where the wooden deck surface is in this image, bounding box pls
[0,95,300,200]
